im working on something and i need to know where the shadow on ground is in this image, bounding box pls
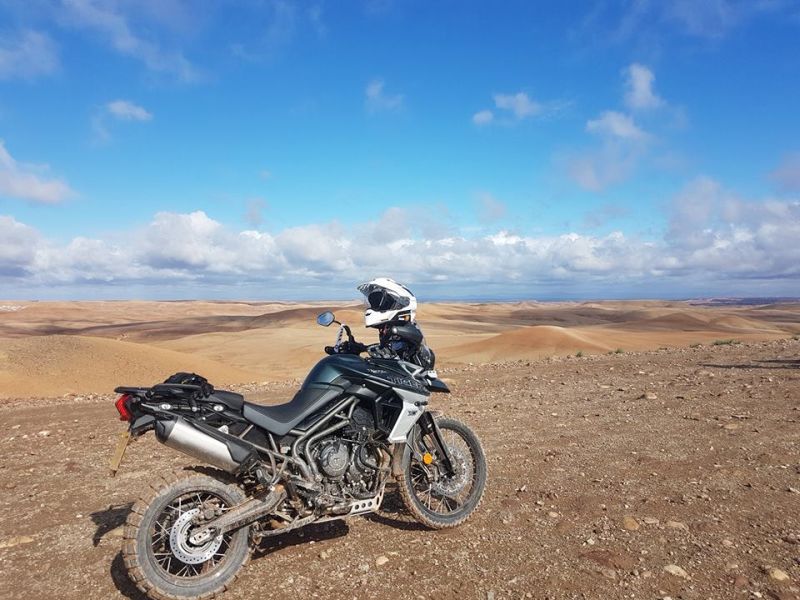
[701,358,800,370]
[91,502,133,547]
[111,552,149,600]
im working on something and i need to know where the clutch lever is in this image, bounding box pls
[333,324,345,352]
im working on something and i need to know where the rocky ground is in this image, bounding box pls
[0,339,798,600]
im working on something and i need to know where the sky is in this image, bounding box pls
[1,0,799,301]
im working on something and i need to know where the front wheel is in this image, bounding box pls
[122,470,251,600]
[397,416,487,529]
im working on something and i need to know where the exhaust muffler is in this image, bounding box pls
[155,417,254,473]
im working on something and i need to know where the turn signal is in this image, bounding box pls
[115,394,132,421]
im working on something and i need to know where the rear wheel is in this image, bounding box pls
[123,470,250,600]
[397,416,487,529]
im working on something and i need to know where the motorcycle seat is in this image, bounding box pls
[242,383,343,436]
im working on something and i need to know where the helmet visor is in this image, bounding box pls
[359,283,410,312]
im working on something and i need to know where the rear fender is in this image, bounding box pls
[130,414,156,436]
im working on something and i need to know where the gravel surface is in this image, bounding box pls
[0,339,798,599]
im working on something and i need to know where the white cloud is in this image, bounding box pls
[493,92,541,119]
[472,110,494,126]
[0,140,74,204]
[568,64,658,191]
[62,0,200,82]
[586,110,648,140]
[474,91,553,125]
[664,176,800,277]
[365,79,404,113]
[107,99,152,121]
[142,211,236,272]
[92,99,153,142]
[624,63,664,110]
[2,191,798,296]
[770,152,800,192]
[0,216,40,276]
[0,29,59,80]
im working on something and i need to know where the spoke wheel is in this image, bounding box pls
[397,416,487,529]
[123,471,251,600]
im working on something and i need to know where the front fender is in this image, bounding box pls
[391,442,411,477]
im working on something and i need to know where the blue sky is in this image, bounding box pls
[1,0,799,300]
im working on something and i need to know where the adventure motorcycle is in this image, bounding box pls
[110,311,487,600]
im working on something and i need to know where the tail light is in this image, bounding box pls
[115,394,132,421]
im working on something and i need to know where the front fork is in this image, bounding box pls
[416,412,456,477]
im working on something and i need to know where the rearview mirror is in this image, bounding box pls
[316,311,336,327]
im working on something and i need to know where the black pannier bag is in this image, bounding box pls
[162,372,215,397]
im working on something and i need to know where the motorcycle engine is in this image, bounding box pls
[318,440,349,478]
[313,406,384,503]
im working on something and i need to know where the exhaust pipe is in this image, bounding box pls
[155,417,254,473]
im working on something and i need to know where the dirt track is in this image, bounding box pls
[1,340,798,599]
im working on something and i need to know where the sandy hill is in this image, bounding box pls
[0,335,259,398]
[0,300,797,398]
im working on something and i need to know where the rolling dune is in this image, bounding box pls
[445,325,610,362]
[0,299,797,398]
[0,335,259,398]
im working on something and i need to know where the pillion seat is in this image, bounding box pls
[208,390,245,411]
[242,384,343,436]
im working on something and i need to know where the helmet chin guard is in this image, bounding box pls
[358,278,417,328]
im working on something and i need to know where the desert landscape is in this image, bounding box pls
[1,299,798,398]
[0,300,799,599]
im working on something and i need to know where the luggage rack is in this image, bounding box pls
[114,383,212,400]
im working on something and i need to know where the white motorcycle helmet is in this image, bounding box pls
[357,277,417,328]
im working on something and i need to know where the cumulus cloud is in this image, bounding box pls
[570,110,649,192]
[769,152,800,192]
[0,216,41,276]
[493,92,541,119]
[623,63,664,110]
[664,176,800,278]
[473,91,561,126]
[365,79,404,113]
[2,189,798,296]
[472,110,494,126]
[0,140,74,204]
[107,99,153,121]
[0,29,59,80]
[568,64,666,191]
[92,99,153,142]
[586,110,648,140]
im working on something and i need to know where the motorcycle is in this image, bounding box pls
[110,311,487,600]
